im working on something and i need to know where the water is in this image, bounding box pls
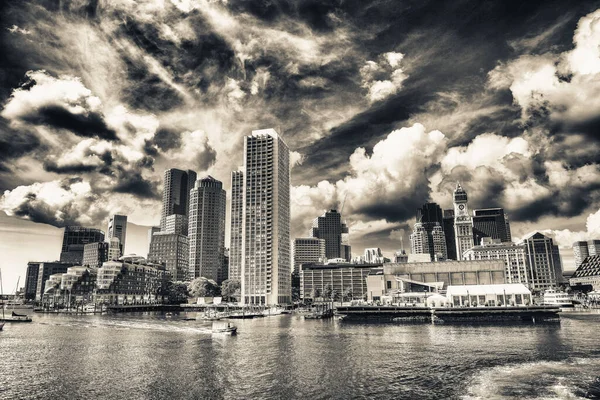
[2,312,600,399]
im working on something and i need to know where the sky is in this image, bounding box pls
[2,0,600,291]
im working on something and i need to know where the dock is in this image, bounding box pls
[336,305,561,323]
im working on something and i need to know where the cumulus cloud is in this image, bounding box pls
[360,52,408,102]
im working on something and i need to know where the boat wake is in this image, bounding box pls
[462,357,600,399]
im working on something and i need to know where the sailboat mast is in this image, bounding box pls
[0,269,4,320]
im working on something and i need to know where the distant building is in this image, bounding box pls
[570,255,600,291]
[300,263,382,301]
[240,129,291,305]
[25,262,41,301]
[453,183,474,260]
[463,238,530,285]
[82,242,109,268]
[148,232,189,281]
[364,248,385,264]
[147,227,160,252]
[590,240,600,256]
[472,208,510,244]
[393,249,408,263]
[36,262,75,301]
[60,226,105,264]
[443,209,457,260]
[220,249,229,284]
[108,237,122,261]
[310,210,351,262]
[573,241,590,269]
[41,267,98,307]
[107,214,127,254]
[160,168,197,235]
[410,222,447,261]
[293,238,326,274]
[188,176,227,283]
[95,256,166,305]
[519,232,563,291]
[164,214,187,235]
[229,169,244,282]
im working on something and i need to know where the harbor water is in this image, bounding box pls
[1,312,600,399]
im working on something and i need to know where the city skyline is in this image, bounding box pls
[3,1,600,290]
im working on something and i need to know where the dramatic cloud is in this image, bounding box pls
[360,52,408,103]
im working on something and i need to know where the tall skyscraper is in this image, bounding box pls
[229,170,244,282]
[108,237,122,261]
[240,129,291,305]
[519,232,563,291]
[412,203,447,261]
[472,208,510,244]
[443,209,457,260]
[60,226,105,264]
[107,214,127,254]
[573,241,590,268]
[293,238,326,274]
[453,183,474,260]
[160,168,197,235]
[310,209,351,262]
[188,176,227,282]
[416,203,444,226]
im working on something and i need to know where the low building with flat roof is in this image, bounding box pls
[446,283,532,307]
[300,263,382,301]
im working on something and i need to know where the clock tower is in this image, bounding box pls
[453,183,474,259]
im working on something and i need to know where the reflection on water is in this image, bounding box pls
[0,312,598,399]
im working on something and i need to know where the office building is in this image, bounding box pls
[410,222,447,261]
[36,262,75,301]
[300,263,381,301]
[589,240,600,256]
[364,248,385,264]
[240,129,291,305]
[443,209,457,260]
[148,232,189,281]
[60,226,105,264]
[472,208,510,244]
[147,226,160,252]
[164,214,187,235]
[310,210,351,262]
[293,238,326,274]
[229,169,244,282]
[570,255,600,291]
[463,238,530,285]
[160,168,197,235]
[188,176,227,282]
[573,241,590,269]
[519,232,563,291]
[25,262,41,300]
[107,214,127,254]
[108,237,122,261]
[82,242,109,268]
[220,249,229,284]
[393,249,408,263]
[453,183,474,260]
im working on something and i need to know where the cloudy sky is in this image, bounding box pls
[2,0,600,290]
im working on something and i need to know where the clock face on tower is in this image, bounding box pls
[459,204,465,210]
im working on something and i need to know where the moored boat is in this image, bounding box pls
[212,321,237,335]
[542,288,574,308]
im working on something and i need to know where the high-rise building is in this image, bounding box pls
[413,203,447,261]
[310,209,351,262]
[410,223,429,257]
[240,129,291,305]
[165,214,187,235]
[589,240,600,256]
[505,217,512,242]
[416,203,444,226]
[25,262,41,301]
[82,242,109,268]
[147,226,160,254]
[453,183,474,260]
[60,226,105,265]
[364,248,385,264]
[573,241,590,269]
[463,238,530,285]
[220,249,230,284]
[472,208,510,245]
[160,168,197,235]
[229,170,244,282]
[188,176,227,283]
[293,237,326,274]
[519,232,563,291]
[108,237,122,261]
[443,209,457,260]
[148,232,189,281]
[107,214,127,254]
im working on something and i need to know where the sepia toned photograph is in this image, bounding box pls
[1,1,600,399]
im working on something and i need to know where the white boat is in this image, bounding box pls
[212,321,237,335]
[543,288,574,308]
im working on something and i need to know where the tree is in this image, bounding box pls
[188,277,220,298]
[166,281,189,304]
[311,287,322,301]
[221,279,241,301]
[323,284,333,301]
[343,287,353,302]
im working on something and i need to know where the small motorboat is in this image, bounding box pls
[0,322,4,331]
[0,311,32,323]
[212,321,237,335]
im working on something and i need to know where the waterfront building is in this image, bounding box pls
[160,168,197,235]
[573,241,590,269]
[188,176,227,283]
[519,232,563,291]
[108,237,122,261]
[463,238,530,285]
[366,259,506,302]
[82,242,109,268]
[310,209,351,262]
[443,209,457,260]
[293,238,326,275]
[148,232,189,281]
[453,183,474,260]
[446,284,532,307]
[95,256,166,305]
[569,255,600,291]
[472,208,510,244]
[36,262,75,301]
[25,262,40,300]
[107,214,127,254]
[60,226,105,264]
[300,263,382,301]
[364,248,385,264]
[229,169,244,282]
[240,129,291,305]
[220,249,229,284]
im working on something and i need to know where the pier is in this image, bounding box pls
[336,305,561,323]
